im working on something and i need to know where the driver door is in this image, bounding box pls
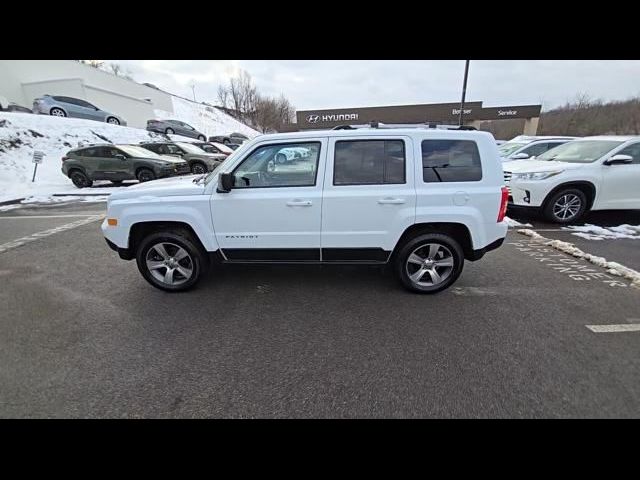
[598,142,640,209]
[210,139,327,261]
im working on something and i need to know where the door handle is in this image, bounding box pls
[286,200,312,207]
[377,198,406,204]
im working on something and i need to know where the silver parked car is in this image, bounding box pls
[146,119,207,141]
[32,95,126,125]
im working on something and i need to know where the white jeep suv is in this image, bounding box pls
[102,128,509,293]
[505,136,640,223]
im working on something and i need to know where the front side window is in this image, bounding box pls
[333,140,405,185]
[617,143,640,164]
[422,139,482,183]
[522,142,556,157]
[233,142,321,188]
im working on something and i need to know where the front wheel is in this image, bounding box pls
[136,230,208,291]
[395,233,464,294]
[197,135,206,141]
[136,168,155,182]
[106,117,120,125]
[165,128,175,135]
[543,188,587,224]
[190,162,207,174]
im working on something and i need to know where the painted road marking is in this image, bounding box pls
[0,214,105,219]
[586,324,640,333]
[0,215,104,254]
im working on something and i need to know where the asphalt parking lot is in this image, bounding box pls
[1,202,639,418]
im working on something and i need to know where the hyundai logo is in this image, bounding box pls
[306,114,320,124]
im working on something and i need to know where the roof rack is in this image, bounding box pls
[331,122,477,131]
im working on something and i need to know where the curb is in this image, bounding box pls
[52,193,111,197]
[0,198,25,206]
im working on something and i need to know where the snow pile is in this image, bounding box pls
[153,96,260,139]
[504,216,532,228]
[561,223,640,241]
[0,112,193,203]
[518,228,640,288]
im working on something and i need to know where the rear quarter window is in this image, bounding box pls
[421,139,482,183]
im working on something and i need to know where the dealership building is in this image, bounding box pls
[287,101,542,135]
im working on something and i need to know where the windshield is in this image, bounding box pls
[176,142,207,154]
[498,142,528,156]
[119,145,162,158]
[536,140,624,163]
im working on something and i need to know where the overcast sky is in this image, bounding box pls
[113,60,640,112]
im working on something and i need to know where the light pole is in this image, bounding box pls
[191,83,196,102]
[458,60,470,126]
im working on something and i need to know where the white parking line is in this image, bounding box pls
[586,324,640,333]
[0,215,104,254]
[0,214,104,220]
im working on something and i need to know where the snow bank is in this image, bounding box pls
[153,96,260,139]
[562,223,640,241]
[517,228,640,288]
[504,216,532,228]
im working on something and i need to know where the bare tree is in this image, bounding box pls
[217,85,230,109]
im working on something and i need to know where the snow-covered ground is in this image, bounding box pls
[561,223,640,240]
[518,228,640,288]
[154,96,260,140]
[504,216,532,228]
[0,107,257,204]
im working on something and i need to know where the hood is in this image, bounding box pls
[109,175,205,201]
[504,159,586,173]
[186,153,225,162]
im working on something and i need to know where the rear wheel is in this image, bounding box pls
[197,135,206,141]
[136,230,208,291]
[395,233,464,293]
[69,170,93,188]
[107,117,120,125]
[50,107,66,117]
[165,128,175,135]
[136,168,155,183]
[543,188,587,224]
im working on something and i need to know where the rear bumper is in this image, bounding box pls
[468,237,505,261]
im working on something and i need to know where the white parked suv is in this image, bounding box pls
[499,135,577,162]
[505,136,640,223]
[101,128,509,293]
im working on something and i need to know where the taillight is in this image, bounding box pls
[497,186,509,222]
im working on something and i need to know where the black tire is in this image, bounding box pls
[543,188,588,224]
[111,180,123,186]
[165,128,175,135]
[136,168,155,183]
[197,135,206,141]
[50,107,66,117]
[106,117,120,125]
[190,162,207,174]
[395,233,464,294]
[223,138,230,145]
[69,169,93,188]
[135,230,208,292]
[276,152,287,164]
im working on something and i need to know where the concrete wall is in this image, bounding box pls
[0,60,174,128]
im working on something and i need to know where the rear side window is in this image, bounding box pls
[421,140,482,183]
[77,147,99,157]
[334,140,405,185]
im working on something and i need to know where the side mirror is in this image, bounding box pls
[511,152,530,160]
[217,172,234,193]
[115,154,126,161]
[604,154,633,166]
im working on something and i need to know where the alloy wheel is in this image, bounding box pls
[553,193,582,221]
[405,243,455,287]
[145,242,194,286]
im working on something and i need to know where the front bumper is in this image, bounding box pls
[105,238,134,260]
[506,180,551,207]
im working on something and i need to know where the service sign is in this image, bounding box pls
[32,151,45,164]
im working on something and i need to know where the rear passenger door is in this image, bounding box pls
[321,136,416,261]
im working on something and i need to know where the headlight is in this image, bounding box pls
[512,171,563,181]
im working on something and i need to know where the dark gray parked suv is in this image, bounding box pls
[61,144,190,188]
[139,141,226,174]
[146,119,206,140]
